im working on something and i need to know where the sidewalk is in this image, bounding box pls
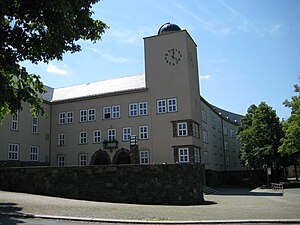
[0,187,300,224]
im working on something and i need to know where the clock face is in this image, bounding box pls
[164,48,182,66]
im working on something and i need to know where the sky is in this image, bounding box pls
[23,0,300,120]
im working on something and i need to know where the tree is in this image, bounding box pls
[237,102,284,170]
[0,0,108,122]
[279,78,300,180]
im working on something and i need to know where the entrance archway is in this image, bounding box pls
[113,149,131,164]
[90,150,111,165]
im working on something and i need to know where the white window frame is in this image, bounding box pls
[79,153,88,166]
[66,111,74,123]
[139,102,148,116]
[129,103,138,117]
[194,148,200,163]
[140,150,149,164]
[177,122,188,136]
[123,127,131,141]
[8,143,19,160]
[179,148,189,163]
[58,133,66,146]
[112,105,120,118]
[30,146,39,161]
[88,108,96,121]
[79,131,87,144]
[157,99,167,114]
[108,129,116,141]
[80,110,88,122]
[167,98,177,112]
[58,112,66,124]
[139,125,149,140]
[103,106,111,119]
[57,155,65,167]
[32,116,38,134]
[93,130,101,143]
[11,113,19,130]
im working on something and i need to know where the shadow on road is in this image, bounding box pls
[213,187,283,196]
[0,202,32,225]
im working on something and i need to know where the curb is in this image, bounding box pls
[1,212,300,224]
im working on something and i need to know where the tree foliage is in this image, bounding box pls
[0,0,108,122]
[237,102,284,169]
[279,78,300,164]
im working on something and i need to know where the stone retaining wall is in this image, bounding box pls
[0,164,204,205]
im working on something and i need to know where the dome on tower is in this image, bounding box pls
[158,23,181,35]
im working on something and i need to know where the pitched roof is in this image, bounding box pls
[43,74,146,102]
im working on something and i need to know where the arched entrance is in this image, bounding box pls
[90,150,111,165]
[113,148,131,164]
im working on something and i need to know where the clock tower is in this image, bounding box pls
[143,23,203,164]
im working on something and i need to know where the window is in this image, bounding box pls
[32,116,38,134]
[179,148,189,163]
[88,109,96,121]
[59,112,74,124]
[157,99,167,113]
[202,110,207,123]
[223,125,228,135]
[224,141,229,150]
[129,103,138,117]
[57,155,65,167]
[93,130,101,143]
[11,113,19,130]
[30,146,39,161]
[140,151,149,164]
[103,107,111,119]
[123,127,131,141]
[112,105,120,118]
[80,109,95,122]
[168,98,177,112]
[230,129,235,137]
[192,122,199,138]
[103,105,120,119]
[139,102,148,116]
[194,148,200,163]
[177,122,188,136]
[66,111,74,123]
[58,133,66,146]
[203,151,209,164]
[58,112,66,124]
[8,143,19,160]
[80,110,88,122]
[108,129,116,141]
[139,125,149,139]
[203,130,208,143]
[79,154,88,166]
[79,131,87,144]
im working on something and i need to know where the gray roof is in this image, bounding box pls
[43,74,145,102]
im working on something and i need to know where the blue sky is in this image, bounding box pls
[23,0,300,120]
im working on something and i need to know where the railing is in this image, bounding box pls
[103,140,118,149]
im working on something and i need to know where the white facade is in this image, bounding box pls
[0,25,245,171]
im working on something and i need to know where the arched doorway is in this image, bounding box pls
[113,149,131,164]
[90,150,111,165]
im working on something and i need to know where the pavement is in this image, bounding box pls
[0,187,300,224]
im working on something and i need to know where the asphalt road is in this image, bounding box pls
[0,188,299,224]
